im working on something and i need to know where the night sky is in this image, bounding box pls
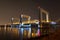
[0,0,60,25]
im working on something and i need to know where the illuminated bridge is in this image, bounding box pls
[0,7,57,40]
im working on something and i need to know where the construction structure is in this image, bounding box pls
[40,8,49,22]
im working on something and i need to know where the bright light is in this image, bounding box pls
[38,25,40,27]
[21,28,23,34]
[36,22,39,24]
[50,22,56,24]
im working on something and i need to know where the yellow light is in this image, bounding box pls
[32,33,36,37]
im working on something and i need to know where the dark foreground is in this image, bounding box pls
[0,27,60,40]
[26,28,60,40]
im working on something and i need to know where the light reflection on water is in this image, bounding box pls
[0,27,40,39]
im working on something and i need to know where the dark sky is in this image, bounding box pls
[0,0,60,25]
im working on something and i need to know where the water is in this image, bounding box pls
[0,27,40,40]
[0,27,19,40]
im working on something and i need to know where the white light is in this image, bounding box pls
[21,23,24,25]
[38,25,40,27]
[51,22,56,24]
[23,25,31,26]
[21,28,23,34]
[36,22,39,24]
